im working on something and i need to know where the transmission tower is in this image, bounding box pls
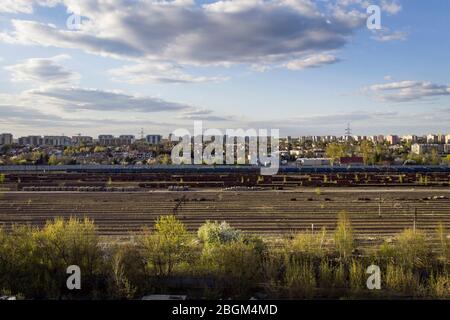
[345,123,352,138]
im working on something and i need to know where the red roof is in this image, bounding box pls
[340,156,364,164]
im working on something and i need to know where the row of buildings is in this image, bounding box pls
[290,134,450,145]
[0,133,163,147]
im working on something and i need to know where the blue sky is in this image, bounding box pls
[0,0,449,137]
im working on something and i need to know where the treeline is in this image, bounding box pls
[0,212,449,300]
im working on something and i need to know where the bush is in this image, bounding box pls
[333,262,346,289]
[201,241,263,298]
[284,258,316,299]
[1,218,105,299]
[349,259,365,292]
[0,225,39,297]
[141,215,197,277]
[395,229,430,268]
[106,244,145,299]
[429,272,450,298]
[34,217,105,299]
[436,223,449,264]
[290,227,327,259]
[318,259,334,289]
[197,221,242,245]
[379,229,431,269]
[385,263,420,295]
[334,211,354,260]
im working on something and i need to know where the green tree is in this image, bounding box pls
[359,140,375,165]
[0,225,39,297]
[48,155,59,165]
[141,215,196,277]
[326,143,346,163]
[34,218,104,298]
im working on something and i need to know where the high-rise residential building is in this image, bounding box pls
[427,134,438,144]
[437,134,447,144]
[118,135,135,145]
[446,134,450,144]
[402,135,418,143]
[18,135,43,146]
[43,136,72,147]
[386,135,400,145]
[411,143,443,155]
[0,133,13,145]
[98,135,115,146]
[146,134,162,145]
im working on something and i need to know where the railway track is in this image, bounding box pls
[0,189,449,248]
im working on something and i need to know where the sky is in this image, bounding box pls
[0,0,449,138]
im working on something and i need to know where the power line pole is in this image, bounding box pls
[345,123,352,138]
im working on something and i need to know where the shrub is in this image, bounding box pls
[385,263,420,295]
[436,223,449,264]
[429,272,450,298]
[318,259,334,289]
[395,229,430,268]
[334,211,354,260]
[349,259,365,292]
[333,262,346,289]
[141,215,196,277]
[34,217,104,299]
[197,221,241,245]
[290,228,327,259]
[106,244,144,299]
[261,251,284,297]
[0,225,39,297]
[284,258,316,299]
[201,241,262,298]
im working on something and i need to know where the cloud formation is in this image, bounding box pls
[5,55,79,84]
[109,62,228,84]
[29,87,192,112]
[372,30,408,42]
[284,54,340,70]
[0,0,58,14]
[368,80,450,102]
[1,0,365,67]
[178,108,235,121]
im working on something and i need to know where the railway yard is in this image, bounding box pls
[1,188,450,248]
[0,166,449,248]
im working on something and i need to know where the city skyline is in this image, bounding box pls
[0,0,449,137]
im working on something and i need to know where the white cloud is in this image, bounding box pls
[368,80,450,102]
[372,30,408,42]
[109,62,228,84]
[28,86,192,112]
[0,1,365,68]
[381,0,402,15]
[0,0,59,14]
[5,55,79,85]
[284,54,339,70]
[178,108,235,121]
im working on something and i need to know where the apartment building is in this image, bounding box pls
[0,133,13,145]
